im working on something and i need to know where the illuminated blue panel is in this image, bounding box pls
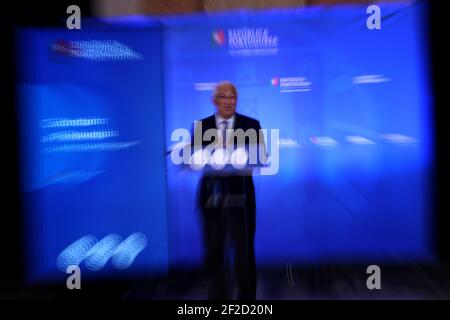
[162,2,434,265]
[17,23,169,282]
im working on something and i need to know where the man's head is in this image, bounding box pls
[212,81,237,119]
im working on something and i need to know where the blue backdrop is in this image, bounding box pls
[17,1,434,283]
[162,2,434,266]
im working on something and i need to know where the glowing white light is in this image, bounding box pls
[352,74,391,84]
[56,233,148,272]
[381,133,418,144]
[231,148,248,169]
[310,136,339,147]
[346,135,375,145]
[189,149,208,171]
[209,148,228,170]
[278,138,300,148]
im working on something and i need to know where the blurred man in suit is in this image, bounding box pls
[193,81,265,300]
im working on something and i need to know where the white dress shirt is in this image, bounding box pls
[214,113,235,130]
[215,114,235,147]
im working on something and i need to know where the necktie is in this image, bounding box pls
[220,120,228,148]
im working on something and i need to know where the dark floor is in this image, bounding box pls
[123,263,450,300]
[3,263,450,300]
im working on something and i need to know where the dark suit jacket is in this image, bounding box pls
[193,113,265,212]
